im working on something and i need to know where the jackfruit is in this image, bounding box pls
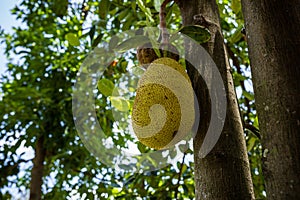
[132,57,195,149]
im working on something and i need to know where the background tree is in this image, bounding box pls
[0,0,268,199]
[242,1,300,199]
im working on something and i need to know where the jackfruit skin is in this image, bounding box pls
[148,58,190,82]
[132,84,181,149]
[132,57,194,150]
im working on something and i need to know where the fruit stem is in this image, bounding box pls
[160,0,172,46]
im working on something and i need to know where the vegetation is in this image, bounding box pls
[0,0,298,199]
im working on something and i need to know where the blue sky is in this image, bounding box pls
[0,0,21,76]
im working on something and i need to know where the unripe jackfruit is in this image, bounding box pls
[132,58,194,149]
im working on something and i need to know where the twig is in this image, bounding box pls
[174,152,186,199]
[80,0,89,21]
[244,123,260,139]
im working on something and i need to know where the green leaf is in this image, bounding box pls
[137,0,154,22]
[243,90,254,101]
[131,0,137,13]
[233,73,247,86]
[65,33,80,46]
[166,5,174,25]
[118,8,130,21]
[231,0,241,14]
[182,184,189,195]
[92,34,103,48]
[253,116,259,127]
[110,96,130,112]
[97,78,115,96]
[247,137,257,151]
[179,25,211,44]
[229,25,243,44]
[114,35,150,53]
[122,13,134,31]
[98,0,110,19]
[137,141,148,153]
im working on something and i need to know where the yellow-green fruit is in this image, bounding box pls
[132,84,181,149]
[132,57,194,149]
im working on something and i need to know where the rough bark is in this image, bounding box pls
[178,0,255,199]
[241,1,300,199]
[29,135,46,200]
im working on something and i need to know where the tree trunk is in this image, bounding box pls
[241,1,300,199]
[30,135,46,200]
[178,0,255,199]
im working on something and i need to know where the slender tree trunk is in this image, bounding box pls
[241,1,300,199]
[30,135,46,200]
[178,0,254,199]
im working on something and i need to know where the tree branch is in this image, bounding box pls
[174,153,186,199]
[160,0,172,45]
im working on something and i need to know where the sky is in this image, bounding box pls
[0,0,21,76]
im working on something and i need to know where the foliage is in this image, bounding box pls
[0,0,264,199]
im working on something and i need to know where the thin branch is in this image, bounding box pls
[174,152,186,199]
[80,0,89,21]
[160,0,172,45]
[244,123,260,139]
